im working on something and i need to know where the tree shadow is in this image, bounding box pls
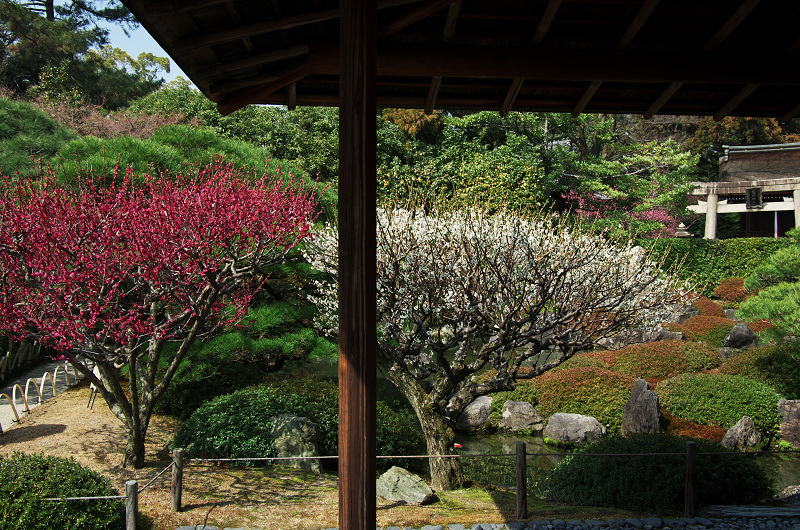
[0,423,66,443]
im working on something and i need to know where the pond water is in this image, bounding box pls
[455,432,800,495]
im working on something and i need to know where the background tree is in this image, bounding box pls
[305,207,682,490]
[0,161,319,467]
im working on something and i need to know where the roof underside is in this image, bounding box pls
[122,0,800,118]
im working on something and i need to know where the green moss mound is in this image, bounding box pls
[667,315,736,347]
[656,373,782,436]
[173,379,425,472]
[542,434,773,513]
[719,343,800,400]
[491,367,634,434]
[611,340,721,380]
[0,453,124,530]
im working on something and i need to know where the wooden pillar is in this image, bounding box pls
[339,1,377,530]
[704,193,718,239]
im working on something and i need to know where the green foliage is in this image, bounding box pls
[744,245,800,290]
[656,373,782,436]
[611,341,721,380]
[491,368,634,434]
[667,316,735,347]
[542,434,773,512]
[0,453,124,530]
[719,343,800,400]
[643,237,794,296]
[173,379,425,472]
[0,96,75,175]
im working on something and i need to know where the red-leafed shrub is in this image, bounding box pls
[746,319,774,334]
[666,315,735,347]
[611,340,721,381]
[713,277,751,303]
[692,295,726,317]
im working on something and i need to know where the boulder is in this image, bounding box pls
[543,413,606,445]
[721,415,762,451]
[725,308,741,321]
[622,378,660,434]
[778,399,800,449]
[456,396,493,430]
[724,323,760,349]
[717,347,741,360]
[500,401,544,433]
[376,466,437,505]
[268,414,322,473]
[671,304,701,325]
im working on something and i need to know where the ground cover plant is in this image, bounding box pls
[713,277,750,304]
[542,434,773,513]
[306,206,682,489]
[0,452,124,530]
[608,340,721,381]
[0,161,319,467]
[666,315,735,347]
[719,343,800,400]
[656,373,782,437]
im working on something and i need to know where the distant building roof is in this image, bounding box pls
[720,143,800,183]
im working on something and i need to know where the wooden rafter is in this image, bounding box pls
[195,45,309,81]
[379,0,461,37]
[571,0,660,116]
[714,83,760,121]
[217,61,310,115]
[645,0,760,117]
[425,76,442,114]
[500,0,561,115]
[442,0,461,42]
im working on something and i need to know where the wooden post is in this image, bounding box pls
[684,441,696,517]
[171,448,184,512]
[339,1,377,530]
[793,189,800,229]
[125,480,138,530]
[704,193,718,239]
[516,441,528,520]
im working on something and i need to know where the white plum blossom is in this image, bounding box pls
[302,207,684,490]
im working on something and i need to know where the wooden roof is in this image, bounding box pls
[122,0,800,118]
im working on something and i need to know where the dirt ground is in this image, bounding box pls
[0,382,537,530]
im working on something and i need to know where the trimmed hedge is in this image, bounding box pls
[490,367,634,434]
[666,315,735,347]
[0,453,124,530]
[542,434,773,512]
[719,343,800,400]
[173,379,425,472]
[643,237,794,296]
[713,277,750,304]
[610,340,721,380]
[656,373,782,436]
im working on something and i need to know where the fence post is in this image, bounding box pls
[684,441,696,517]
[171,448,184,512]
[125,480,138,530]
[516,441,528,520]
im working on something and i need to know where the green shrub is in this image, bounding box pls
[0,453,124,530]
[172,379,425,472]
[656,373,782,436]
[491,368,634,434]
[611,340,720,380]
[551,353,611,372]
[692,296,727,318]
[666,315,735,347]
[719,343,800,400]
[542,434,773,512]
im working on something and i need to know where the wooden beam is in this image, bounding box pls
[714,83,760,121]
[173,8,340,52]
[195,45,309,80]
[782,102,800,121]
[616,0,660,49]
[703,0,761,51]
[339,1,377,530]
[425,76,442,114]
[217,61,310,115]
[494,0,560,115]
[307,44,800,84]
[379,0,461,37]
[644,81,683,118]
[443,0,461,42]
[571,79,602,117]
[287,82,297,110]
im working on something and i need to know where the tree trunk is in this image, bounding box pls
[418,407,465,491]
[123,426,146,468]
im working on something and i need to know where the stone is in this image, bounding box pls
[456,396,493,430]
[376,466,437,505]
[671,304,700,325]
[500,400,544,432]
[622,378,660,434]
[642,517,663,528]
[506,523,526,530]
[268,414,322,473]
[725,308,740,321]
[778,399,800,448]
[717,347,741,360]
[724,323,760,349]
[721,415,763,450]
[597,329,684,350]
[543,413,607,444]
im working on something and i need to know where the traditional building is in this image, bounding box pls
[689,143,800,239]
